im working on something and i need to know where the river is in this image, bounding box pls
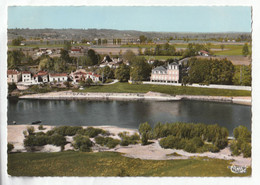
[8,99,251,135]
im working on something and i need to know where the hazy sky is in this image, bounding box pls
[8,6,251,32]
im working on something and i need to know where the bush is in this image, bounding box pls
[118,132,140,146]
[139,122,152,145]
[207,144,220,153]
[241,142,251,158]
[159,135,185,149]
[95,136,120,149]
[77,127,108,138]
[73,135,93,152]
[38,125,45,130]
[49,134,67,146]
[214,138,228,150]
[8,143,14,153]
[184,142,197,153]
[54,126,83,136]
[191,137,204,148]
[27,126,35,136]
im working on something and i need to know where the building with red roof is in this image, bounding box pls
[7,70,21,83]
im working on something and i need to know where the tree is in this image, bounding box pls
[242,43,249,56]
[138,122,152,145]
[115,63,130,82]
[87,49,100,65]
[122,50,136,63]
[130,57,151,82]
[138,47,143,55]
[99,66,114,81]
[7,50,25,69]
[220,44,225,51]
[60,49,72,63]
[38,56,54,71]
[139,35,147,43]
[7,143,14,153]
[8,83,17,93]
[11,36,25,46]
[63,40,72,50]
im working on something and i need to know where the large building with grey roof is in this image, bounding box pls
[150,62,179,83]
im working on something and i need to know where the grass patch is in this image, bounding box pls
[8,151,251,176]
[76,82,251,97]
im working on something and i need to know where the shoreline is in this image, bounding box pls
[18,91,251,105]
[8,124,251,167]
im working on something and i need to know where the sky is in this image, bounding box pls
[8,6,251,32]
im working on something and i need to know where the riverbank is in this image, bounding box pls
[8,125,251,167]
[19,91,251,105]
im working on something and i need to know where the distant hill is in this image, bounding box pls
[8,28,251,41]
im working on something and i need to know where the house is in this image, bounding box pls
[150,62,179,83]
[7,70,22,83]
[70,48,81,54]
[32,71,49,84]
[49,73,68,83]
[198,50,209,57]
[70,69,100,83]
[21,71,32,83]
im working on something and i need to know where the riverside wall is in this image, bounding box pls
[19,91,251,105]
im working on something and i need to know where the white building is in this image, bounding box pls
[150,62,179,83]
[49,73,68,83]
[22,71,32,83]
[7,70,21,83]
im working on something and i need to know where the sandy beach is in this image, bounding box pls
[8,125,251,167]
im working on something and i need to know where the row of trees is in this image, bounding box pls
[183,58,235,85]
[139,122,228,151]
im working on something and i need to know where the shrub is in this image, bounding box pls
[38,125,45,130]
[73,135,93,152]
[46,129,55,136]
[77,127,108,138]
[214,138,228,150]
[191,137,204,148]
[49,134,67,146]
[139,122,152,145]
[54,126,83,136]
[184,142,197,153]
[118,132,140,146]
[95,136,120,149]
[230,141,241,156]
[207,144,220,153]
[106,138,120,149]
[241,142,251,158]
[8,143,14,153]
[159,135,181,149]
[27,126,35,136]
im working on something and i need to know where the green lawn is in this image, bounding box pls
[8,151,251,176]
[77,82,251,97]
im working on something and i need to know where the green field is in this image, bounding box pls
[8,151,251,176]
[77,82,251,97]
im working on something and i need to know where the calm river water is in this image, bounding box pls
[8,99,251,135]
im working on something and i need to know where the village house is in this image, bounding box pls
[150,62,180,83]
[21,71,32,83]
[7,70,22,83]
[70,69,100,83]
[198,50,209,57]
[49,73,68,83]
[32,71,49,84]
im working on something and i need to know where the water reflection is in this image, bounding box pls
[8,99,251,135]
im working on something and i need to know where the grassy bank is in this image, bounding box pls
[76,83,251,97]
[8,151,251,176]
